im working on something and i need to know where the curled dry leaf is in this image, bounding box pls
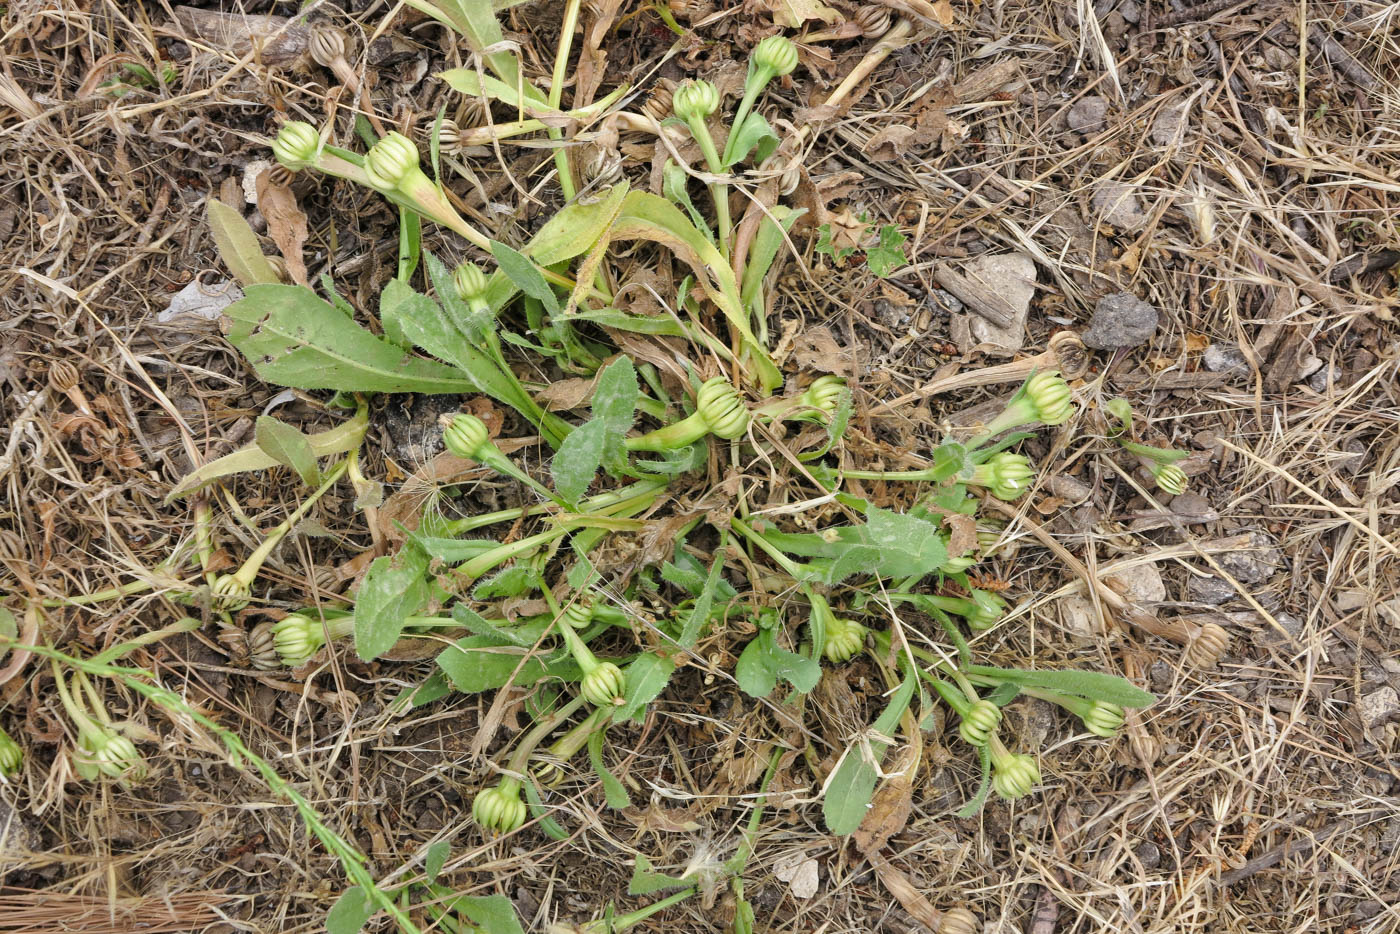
[255,171,309,286]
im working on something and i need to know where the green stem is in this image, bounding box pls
[548,0,582,202]
[686,115,731,256]
[90,618,201,667]
[543,706,612,761]
[229,459,349,589]
[440,480,665,536]
[50,660,99,736]
[728,518,806,581]
[506,696,587,773]
[589,888,698,933]
[623,411,708,452]
[556,621,601,674]
[723,84,763,164]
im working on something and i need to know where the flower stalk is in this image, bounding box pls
[441,413,566,506]
[211,459,349,611]
[625,377,750,452]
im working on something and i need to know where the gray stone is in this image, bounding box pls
[1217,532,1283,584]
[1092,181,1148,231]
[1082,292,1159,350]
[964,252,1036,355]
[1068,96,1109,133]
[1186,575,1234,605]
[1150,99,1190,147]
[1203,342,1248,374]
[1359,686,1399,729]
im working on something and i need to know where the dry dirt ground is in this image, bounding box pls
[2,1,1399,933]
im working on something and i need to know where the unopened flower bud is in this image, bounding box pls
[271,121,321,172]
[672,79,719,123]
[364,131,420,190]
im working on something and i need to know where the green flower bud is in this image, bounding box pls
[753,35,799,79]
[991,752,1039,800]
[823,617,868,664]
[971,452,1036,501]
[78,728,146,783]
[695,377,750,440]
[442,413,491,462]
[672,79,719,123]
[453,262,489,305]
[1022,370,1074,426]
[271,121,321,172]
[530,756,566,788]
[563,600,594,630]
[799,375,846,418]
[580,661,627,708]
[958,699,1001,747]
[1150,462,1188,496]
[472,780,526,834]
[1080,700,1125,738]
[941,553,978,574]
[211,573,251,612]
[0,727,21,778]
[364,131,421,190]
[272,613,326,668]
[965,589,1007,631]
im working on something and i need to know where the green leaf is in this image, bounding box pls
[966,665,1155,707]
[551,418,607,503]
[955,745,994,818]
[491,239,560,314]
[866,224,907,278]
[661,161,712,241]
[411,0,537,102]
[522,779,570,841]
[472,565,540,600]
[723,111,779,168]
[436,637,580,693]
[588,728,631,809]
[763,507,949,585]
[253,415,321,488]
[424,840,450,883]
[823,670,915,835]
[678,546,729,648]
[592,356,638,475]
[558,306,689,336]
[225,284,477,394]
[735,627,820,698]
[354,548,430,661]
[404,534,500,564]
[740,206,798,309]
[409,671,453,707]
[439,893,526,934]
[617,653,676,722]
[0,607,15,641]
[207,199,280,287]
[449,605,551,648]
[525,182,630,269]
[168,408,369,500]
[325,886,374,934]
[628,854,691,896]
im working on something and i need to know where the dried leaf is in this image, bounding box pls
[943,513,978,558]
[772,855,820,899]
[256,172,309,285]
[622,801,703,834]
[853,745,916,853]
[759,0,840,27]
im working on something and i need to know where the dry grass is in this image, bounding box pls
[1,1,1398,932]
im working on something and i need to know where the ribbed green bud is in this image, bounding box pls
[965,589,1007,631]
[1081,700,1125,738]
[0,727,21,778]
[271,121,320,171]
[1022,370,1074,425]
[580,661,627,708]
[672,79,719,122]
[442,413,491,462]
[1150,462,1188,496]
[941,553,977,574]
[453,262,489,304]
[272,613,326,668]
[799,375,845,418]
[991,752,1039,800]
[563,600,594,630]
[472,780,526,834]
[211,574,251,612]
[823,617,868,664]
[695,377,749,439]
[363,131,420,190]
[971,452,1036,501]
[753,35,799,78]
[958,699,1001,747]
[77,728,146,783]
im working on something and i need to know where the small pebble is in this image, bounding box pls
[1068,96,1109,133]
[1203,342,1248,374]
[1359,686,1399,729]
[1186,575,1234,605]
[1082,292,1158,349]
